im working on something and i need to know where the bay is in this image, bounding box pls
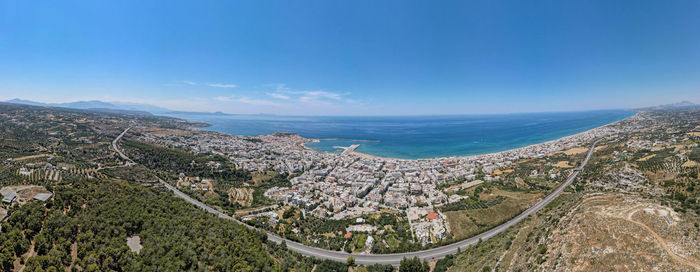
[162,110,634,159]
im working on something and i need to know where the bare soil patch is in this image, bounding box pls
[682,160,699,168]
[229,187,254,206]
[12,154,50,161]
[554,160,574,168]
[563,147,588,155]
[126,235,143,254]
[637,154,656,161]
[544,194,700,271]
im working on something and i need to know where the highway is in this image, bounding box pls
[112,127,132,162]
[112,127,600,265]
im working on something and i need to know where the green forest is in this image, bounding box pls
[1,178,313,271]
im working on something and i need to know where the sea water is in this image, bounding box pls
[162,110,634,159]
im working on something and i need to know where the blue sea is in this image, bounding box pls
[162,110,634,159]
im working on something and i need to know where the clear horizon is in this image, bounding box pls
[3,97,649,117]
[1,1,699,115]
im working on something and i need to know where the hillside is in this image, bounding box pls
[0,103,316,271]
[443,108,700,271]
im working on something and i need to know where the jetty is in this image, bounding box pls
[334,144,360,156]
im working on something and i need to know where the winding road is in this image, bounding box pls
[112,127,133,164]
[112,127,601,265]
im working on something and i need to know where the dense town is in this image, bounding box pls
[136,113,642,246]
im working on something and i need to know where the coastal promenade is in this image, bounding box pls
[113,127,601,265]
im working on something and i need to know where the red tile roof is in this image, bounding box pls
[426,212,439,220]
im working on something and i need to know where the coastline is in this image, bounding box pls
[316,138,380,143]
[330,111,638,161]
[298,142,313,151]
[180,110,637,162]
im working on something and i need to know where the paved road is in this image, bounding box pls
[112,127,132,162]
[113,127,600,265]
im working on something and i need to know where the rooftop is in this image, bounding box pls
[33,193,53,202]
[2,191,17,203]
[426,212,439,220]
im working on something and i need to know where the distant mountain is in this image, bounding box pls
[111,102,171,114]
[659,101,697,108]
[80,108,154,115]
[165,110,233,116]
[61,100,120,109]
[5,99,170,114]
[6,99,48,106]
[635,101,698,111]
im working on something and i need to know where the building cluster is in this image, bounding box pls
[176,173,212,192]
[241,211,279,225]
[406,206,448,245]
[1,186,53,205]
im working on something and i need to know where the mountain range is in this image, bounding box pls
[5,98,698,116]
[633,100,698,111]
[5,99,171,114]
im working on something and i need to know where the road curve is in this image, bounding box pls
[113,127,600,265]
[112,127,132,162]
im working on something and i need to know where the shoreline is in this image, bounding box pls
[314,112,638,161]
[184,111,637,162]
[298,142,313,151]
[315,138,380,143]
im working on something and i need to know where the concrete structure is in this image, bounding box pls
[2,191,16,203]
[33,193,53,201]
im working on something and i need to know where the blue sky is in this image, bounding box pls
[1,1,699,115]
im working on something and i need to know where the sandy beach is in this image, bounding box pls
[320,112,638,162]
